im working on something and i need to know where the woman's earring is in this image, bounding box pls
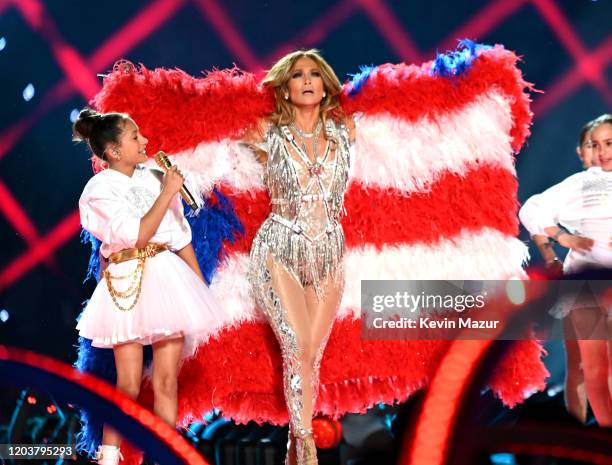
[323,92,327,98]
[284,94,289,100]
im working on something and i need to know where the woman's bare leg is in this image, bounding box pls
[563,318,587,422]
[572,306,612,426]
[304,276,343,410]
[253,257,316,463]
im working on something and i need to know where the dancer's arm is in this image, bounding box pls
[542,226,594,252]
[519,173,593,249]
[531,234,563,276]
[346,114,356,143]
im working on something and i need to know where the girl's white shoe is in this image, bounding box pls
[95,445,123,465]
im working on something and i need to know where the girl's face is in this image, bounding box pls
[591,123,612,171]
[110,118,148,165]
[286,57,325,109]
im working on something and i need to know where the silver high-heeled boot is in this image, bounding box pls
[285,430,296,465]
[295,429,317,465]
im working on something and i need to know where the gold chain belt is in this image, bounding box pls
[104,243,168,311]
[108,243,168,264]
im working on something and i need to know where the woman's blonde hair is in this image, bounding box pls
[262,49,343,128]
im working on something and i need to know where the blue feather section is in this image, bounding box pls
[74,188,244,455]
[346,64,377,96]
[80,229,101,283]
[431,39,492,78]
[186,188,244,284]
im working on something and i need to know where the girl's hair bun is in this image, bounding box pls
[73,108,102,142]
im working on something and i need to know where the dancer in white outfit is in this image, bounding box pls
[519,114,612,426]
[73,108,223,464]
[520,117,612,274]
[522,117,598,423]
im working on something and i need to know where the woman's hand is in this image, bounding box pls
[557,233,594,252]
[161,166,184,196]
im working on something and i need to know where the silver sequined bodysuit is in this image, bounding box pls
[249,119,350,296]
[248,119,350,443]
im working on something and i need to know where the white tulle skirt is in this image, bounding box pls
[77,250,224,357]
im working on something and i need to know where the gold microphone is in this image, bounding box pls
[154,151,199,212]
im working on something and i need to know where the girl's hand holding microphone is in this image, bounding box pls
[161,165,185,196]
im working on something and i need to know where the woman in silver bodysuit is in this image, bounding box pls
[244,49,354,465]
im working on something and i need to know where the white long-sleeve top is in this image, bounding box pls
[519,167,612,273]
[79,165,192,258]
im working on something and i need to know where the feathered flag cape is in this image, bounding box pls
[75,41,548,457]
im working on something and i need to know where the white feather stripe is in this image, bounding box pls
[352,91,516,193]
[207,228,528,329]
[338,227,528,318]
[156,91,515,196]
[207,253,261,323]
[147,140,266,196]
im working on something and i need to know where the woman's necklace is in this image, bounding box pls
[291,119,323,165]
[291,119,322,139]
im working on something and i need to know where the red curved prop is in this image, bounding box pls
[404,339,494,465]
[400,280,551,465]
[0,346,208,465]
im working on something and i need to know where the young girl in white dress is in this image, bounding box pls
[73,108,223,464]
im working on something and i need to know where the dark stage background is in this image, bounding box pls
[0,0,611,418]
